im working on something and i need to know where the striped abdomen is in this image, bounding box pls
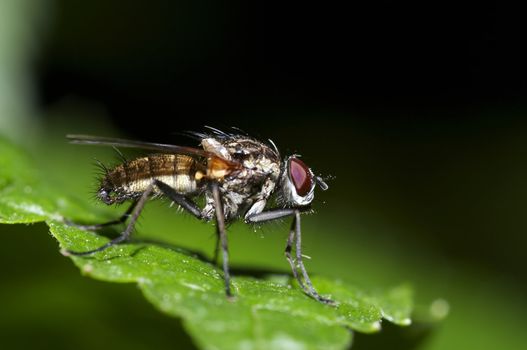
[98,154,205,204]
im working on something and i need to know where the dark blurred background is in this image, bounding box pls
[35,0,527,282]
[1,1,526,349]
[37,1,526,128]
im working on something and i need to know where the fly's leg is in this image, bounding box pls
[284,223,303,289]
[154,180,203,219]
[211,182,232,298]
[245,209,296,223]
[212,231,221,267]
[245,209,304,287]
[292,211,334,304]
[66,180,205,257]
[154,179,225,265]
[246,208,334,304]
[159,180,232,297]
[66,183,154,256]
[64,200,138,231]
[68,180,203,231]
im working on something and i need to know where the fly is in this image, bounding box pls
[65,127,332,304]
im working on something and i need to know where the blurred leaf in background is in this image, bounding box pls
[0,0,48,141]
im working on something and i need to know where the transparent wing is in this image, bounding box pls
[66,134,242,171]
[67,134,212,158]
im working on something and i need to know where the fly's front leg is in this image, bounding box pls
[292,211,334,304]
[284,223,303,289]
[246,208,334,304]
[65,183,154,256]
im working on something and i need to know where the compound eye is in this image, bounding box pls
[289,158,313,197]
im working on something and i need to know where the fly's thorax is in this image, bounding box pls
[198,135,284,220]
[209,145,281,220]
[225,137,281,188]
[96,154,206,204]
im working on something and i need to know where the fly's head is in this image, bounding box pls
[279,156,328,207]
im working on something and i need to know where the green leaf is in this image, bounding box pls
[0,135,433,350]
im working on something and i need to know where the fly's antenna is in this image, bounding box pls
[316,174,334,191]
[315,176,329,191]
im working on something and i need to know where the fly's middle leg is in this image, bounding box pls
[210,182,233,298]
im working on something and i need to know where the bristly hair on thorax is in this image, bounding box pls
[182,125,281,157]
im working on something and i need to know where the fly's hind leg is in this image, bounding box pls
[66,179,207,257]
[66,183,154,256]
[64,200,139,231]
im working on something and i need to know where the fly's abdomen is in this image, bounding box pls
[99,154,204,204]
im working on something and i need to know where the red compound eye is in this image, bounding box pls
[289,158,313,197]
